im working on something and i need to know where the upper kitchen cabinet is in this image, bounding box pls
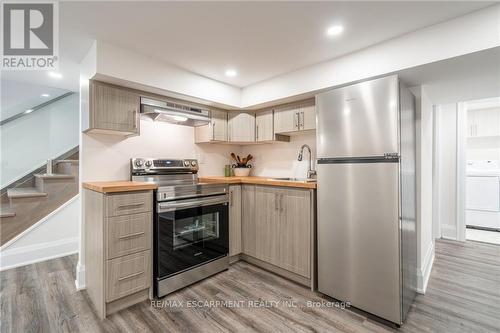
[85,80,140,136]
[468,107,500,137]
[256,109,274,142]
[274,99,316,134]
[300,100,316,131]
[228,111,256,142]
[194,109,228,143]
[274,104,298,134]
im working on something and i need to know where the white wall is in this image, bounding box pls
[467,136,500,161]
[82,120,233,182]
[0,196,80,270]
[414,86,435,293]
[94,41,241,109]
[243,133,315,178]
[0,93,79,188]
[435,103,459,239]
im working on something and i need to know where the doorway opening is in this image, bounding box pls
[464,97,500,245]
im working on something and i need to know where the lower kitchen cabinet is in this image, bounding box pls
[254,186,280,266]
[229,185,242,256]
[278,188,311,277]
[241,185,257,257]
[239,184,313,282]
[84,189,153,319]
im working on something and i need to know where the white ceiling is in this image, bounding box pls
[1,1,493,93]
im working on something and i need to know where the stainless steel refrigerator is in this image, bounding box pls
[316,75,417,325]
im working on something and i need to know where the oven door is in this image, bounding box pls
[155,195,229,280]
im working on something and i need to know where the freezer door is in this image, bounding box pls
[316,75,399,158]
[317,161,401,324]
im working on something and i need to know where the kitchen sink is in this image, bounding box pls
[267,177,317,182]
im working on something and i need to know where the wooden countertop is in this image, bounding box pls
[82,181,157,193]
[199,176,317,189]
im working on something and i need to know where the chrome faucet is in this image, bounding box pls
[298,144,316,179]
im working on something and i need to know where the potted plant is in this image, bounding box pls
[231,153,253,177]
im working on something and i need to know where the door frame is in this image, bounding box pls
[456,102,467,242]
[457,97,500,241]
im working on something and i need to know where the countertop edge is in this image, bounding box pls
[82,181,158,194]
[199,177,317,189]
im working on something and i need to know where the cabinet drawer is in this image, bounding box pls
[107,212,152,259]
[106,250,151,302]
[106,191,152,217]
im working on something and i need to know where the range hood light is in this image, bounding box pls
[141,98,210,127]
[171,115,188,122]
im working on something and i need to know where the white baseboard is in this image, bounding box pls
[75,263,86,290]
[0,237,78,271]
[441,224,457,240]
[417,241,435,294]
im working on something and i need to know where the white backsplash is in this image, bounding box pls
[241,132,316,178]
[82,119,316,182]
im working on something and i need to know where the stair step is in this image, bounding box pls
[7,187,48,199]
[34,173,75,179]
[56,159,79,164]
[0,204,15,218]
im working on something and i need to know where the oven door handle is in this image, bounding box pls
[157,195,228,212]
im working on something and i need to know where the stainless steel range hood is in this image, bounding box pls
[140,97,210,127]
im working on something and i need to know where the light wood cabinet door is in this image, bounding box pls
[274,105,299,134]
[228,111,256,142]
[254,186,280,266]
[229,185,242,256]
[106,250,151,302]
[300,102,316,131]
[256,110,274,141]
[194,109,227,143]
[241,185,256,257]
[278,188,311,278]
[212,109,228,141]
[90,81,140,135]
[475,108,499,137]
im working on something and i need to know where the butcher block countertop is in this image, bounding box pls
[82,181,157,193]
[199,176,317,189]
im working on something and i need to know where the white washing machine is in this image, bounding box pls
[466,160,500,230]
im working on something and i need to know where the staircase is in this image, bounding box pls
[0,152,79,246]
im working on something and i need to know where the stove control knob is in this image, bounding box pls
[145,160,152,168]
[191,161,197,167]
[135,159,144,167]
[184,160,190,167]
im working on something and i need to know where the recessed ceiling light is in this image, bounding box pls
[25,109,33,114]
[326,25,344,37]
[225,69,237,77]
[48,72,63,79]
[41,93,50,98]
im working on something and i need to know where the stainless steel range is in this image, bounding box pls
[131,158,229,298]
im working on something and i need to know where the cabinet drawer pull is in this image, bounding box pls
[118,231,145,240]
[118,271,144,281]
[117,202,144,209]
[280,194,284,212]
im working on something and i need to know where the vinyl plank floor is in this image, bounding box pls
[1,239,499,333]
